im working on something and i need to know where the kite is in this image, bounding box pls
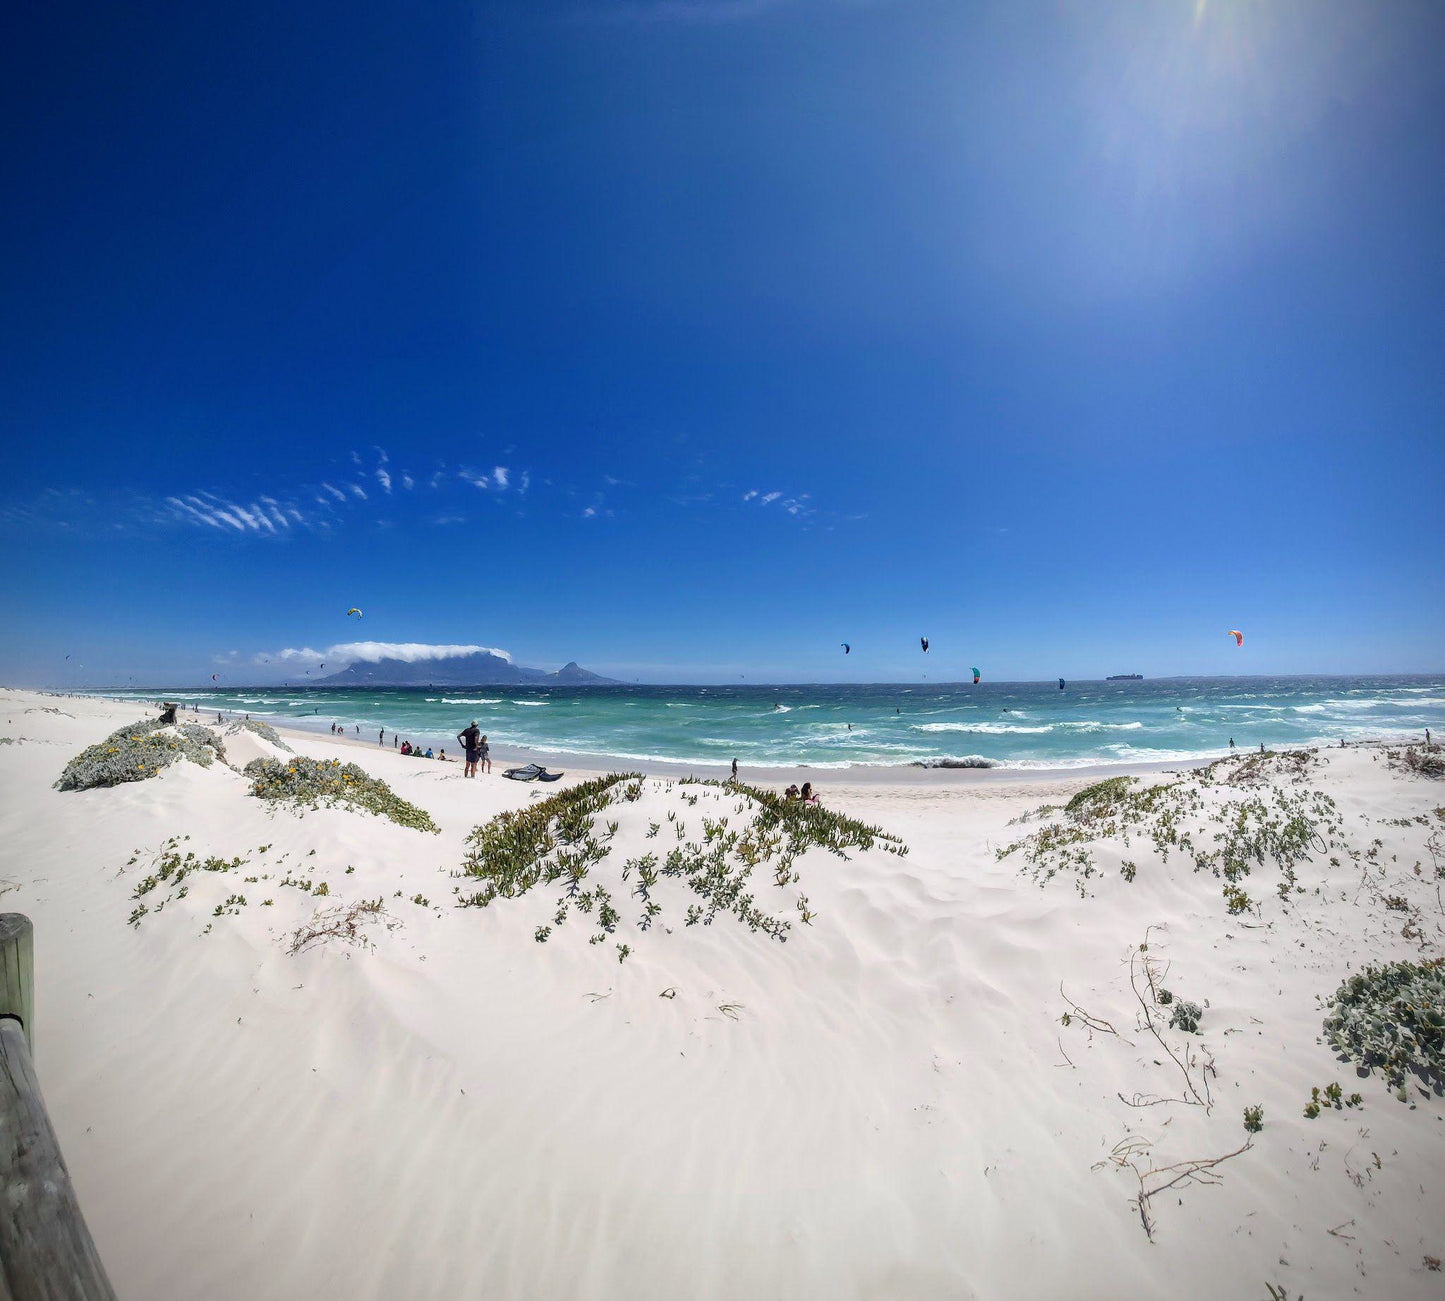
[841,643,851,654]
[1059,678,1066,690]
[211,674,219,681]
[347,608,363,619]
[65,654,71,661]
[972,667,981,684]
[1227,630,1244,647]
[920,637,930,653]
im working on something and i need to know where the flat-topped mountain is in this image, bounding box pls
[316,652,618,687]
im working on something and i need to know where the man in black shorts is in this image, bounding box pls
[458,720,481,778]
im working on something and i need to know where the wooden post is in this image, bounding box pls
[0,915,118,1301]
[0,913,33,1052]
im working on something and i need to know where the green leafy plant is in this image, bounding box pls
[1322,958,1445,1096]
[244,756,439,832]
[57,719,226,791]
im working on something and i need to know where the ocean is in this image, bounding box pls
[90,675,1445,771]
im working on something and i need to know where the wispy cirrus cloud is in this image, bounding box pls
[459,465,526,493]
[164,492,308,534]
[742,488,814,518]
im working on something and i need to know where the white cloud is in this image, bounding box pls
[459,468,492,490]
[493,466,510,488]
[376,467,392,493]
[321,482,348,502]
[759,491,782,505]
[166,492,308,534]
[349,483,368,500]
[401,473,415,491]
[581,506,597,519]
[262,642,513,667]
[742,489,758,501]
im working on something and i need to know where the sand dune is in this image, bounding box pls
[1,689,1442,1299]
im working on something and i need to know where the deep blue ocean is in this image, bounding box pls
[92,675,1445,770]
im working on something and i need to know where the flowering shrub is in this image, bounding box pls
[227,718,292,752]
[1323,958,1445,1097]
[243,756,438,833]
[56,719,226,791]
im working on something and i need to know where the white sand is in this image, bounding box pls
[2,688,1442,1299]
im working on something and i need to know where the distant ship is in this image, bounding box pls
[1106,674,1143,681]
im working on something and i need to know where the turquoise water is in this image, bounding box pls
[92,676,1445,770]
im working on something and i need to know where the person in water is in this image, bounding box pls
[458,721,481,777]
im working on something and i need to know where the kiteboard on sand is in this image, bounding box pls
[504,764,564,783]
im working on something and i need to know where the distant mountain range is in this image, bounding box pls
[315,652,618,687]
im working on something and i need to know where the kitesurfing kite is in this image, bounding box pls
[347,607,362,619]
[971,667,981,684]
[211,674,219,681]
[1228,630,1244,647]
[841,643,851,654]
[920,637,930,653]
[1059,678,1066,690]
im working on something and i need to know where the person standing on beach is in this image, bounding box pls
[479,734,492,774]
[458,720,481,778]
[730,758,738,783]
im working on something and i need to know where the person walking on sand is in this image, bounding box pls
[458,720,481,778]
[731,758,739,783]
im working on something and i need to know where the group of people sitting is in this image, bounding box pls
[400,741,446,761]
[784,781,819,805]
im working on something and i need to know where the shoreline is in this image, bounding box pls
[27,688,1433,790]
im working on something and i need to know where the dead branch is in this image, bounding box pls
[287,899,396,955]
[1060,982,1127,1041]
[1128,942,1210,1111]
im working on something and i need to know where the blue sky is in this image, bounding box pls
[3,0,1443,686]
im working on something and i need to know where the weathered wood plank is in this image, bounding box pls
[0,914,33,1052]
[0,916,116,1301]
